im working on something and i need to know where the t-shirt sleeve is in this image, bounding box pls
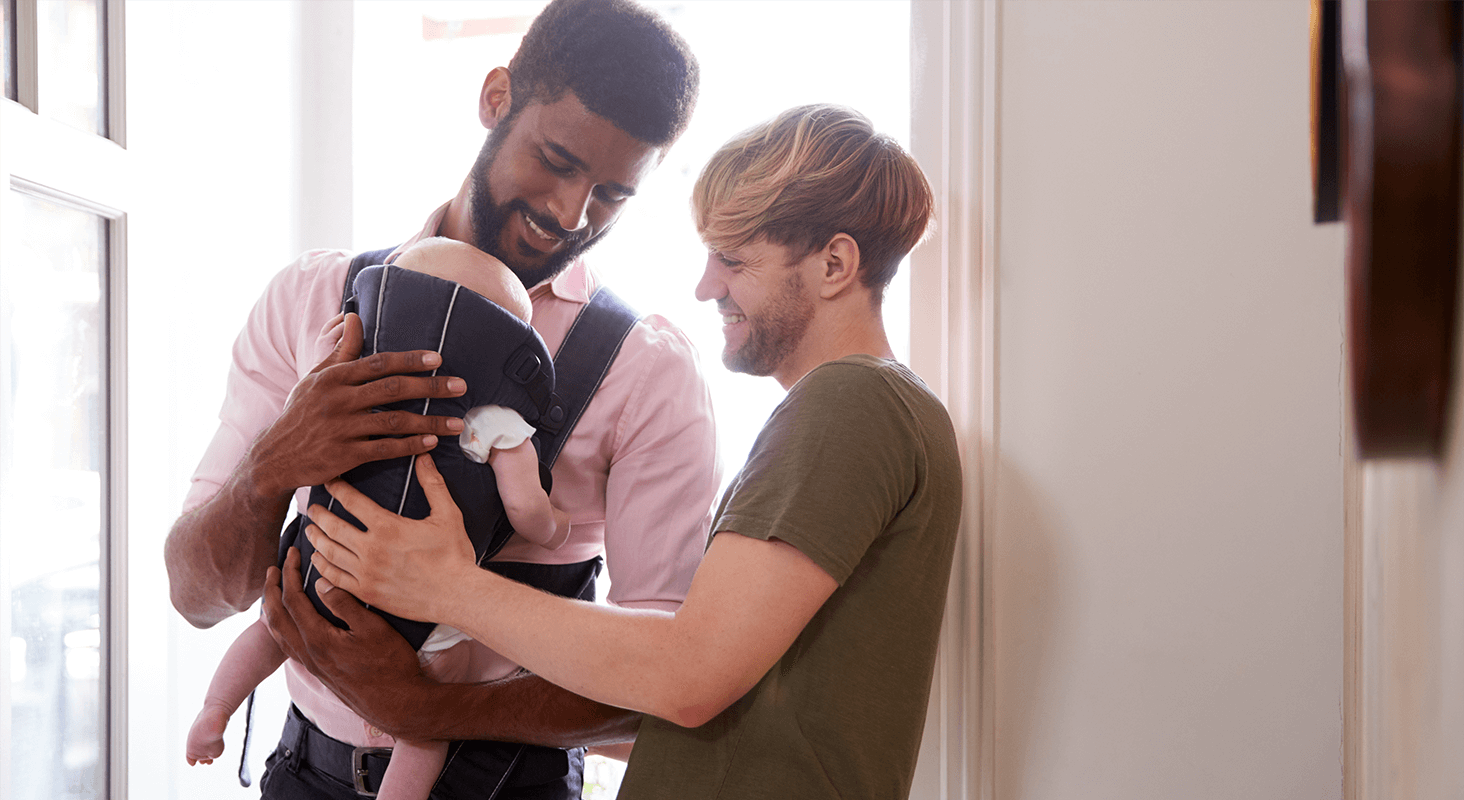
[712,362,919,585]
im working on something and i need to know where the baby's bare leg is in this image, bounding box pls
[373,739,450,800]
[374,640,473,799]
[187,619,286,765]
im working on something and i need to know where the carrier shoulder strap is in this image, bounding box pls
[342,246,398,311]
[536,286,639,468]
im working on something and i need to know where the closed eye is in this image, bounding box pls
[594,186,628,204]
[539,154,574,176]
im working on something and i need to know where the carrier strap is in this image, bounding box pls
[341,246,398,312]
[534,286,640,469]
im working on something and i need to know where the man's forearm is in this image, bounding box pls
[165,460,293,628]
[363,669,641,747]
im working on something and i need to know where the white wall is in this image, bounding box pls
[988,2,1344,797]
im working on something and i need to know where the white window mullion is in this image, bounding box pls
[104,0,123,148]
[13,0,35,111]
[1,104,130,208]
[106,210,127,800]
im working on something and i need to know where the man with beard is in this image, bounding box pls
[163,1,718,797]
[278,105,963,800]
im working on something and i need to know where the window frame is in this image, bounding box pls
[0,0,127,795]
[9,0,125,143]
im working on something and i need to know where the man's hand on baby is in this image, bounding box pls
[245,312,469,498]
[262,547,429,736]
[304,453,477,622]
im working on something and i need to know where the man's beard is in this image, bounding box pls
[725,267,814,377]
[466,131,606,288]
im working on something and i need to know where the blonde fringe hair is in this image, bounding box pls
[692,104,934,295]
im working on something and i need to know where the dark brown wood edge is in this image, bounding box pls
[1313,0,1343,224]
[1343,0,1462,458]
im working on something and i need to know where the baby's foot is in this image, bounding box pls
[186,703,231,766]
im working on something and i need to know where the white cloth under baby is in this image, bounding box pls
[459,404,536,462]
[419,623,471,658]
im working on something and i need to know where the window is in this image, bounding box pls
[2,187,114,800]
[1,2,126,798]
[35,0,107,136]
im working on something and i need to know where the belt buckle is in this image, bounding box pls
[351,746,392,797]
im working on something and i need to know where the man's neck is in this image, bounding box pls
[775,311,893,390]
[435,181,475,245]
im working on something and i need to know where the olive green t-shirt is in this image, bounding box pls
[618,355,963,800]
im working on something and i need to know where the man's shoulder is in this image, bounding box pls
[237,249,359,359]
[793,355,916,402]
[605,311,708,398]
[786,356,955,447]
[284,247,355,285]
[626,313,698,358]
[255,248,355,304]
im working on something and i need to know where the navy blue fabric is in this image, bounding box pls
[534,287,639,470]
[284,264,556,650]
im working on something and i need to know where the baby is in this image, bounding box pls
[186,238,567,799]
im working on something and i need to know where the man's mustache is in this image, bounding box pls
[507,199,586,246]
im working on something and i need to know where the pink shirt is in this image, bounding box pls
[184,204,721,745]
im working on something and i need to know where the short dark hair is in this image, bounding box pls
[507,0,698,147]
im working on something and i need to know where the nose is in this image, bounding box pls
[547,180,593,234]
[695,253,726,303]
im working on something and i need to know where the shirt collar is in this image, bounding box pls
[403,200,593,305]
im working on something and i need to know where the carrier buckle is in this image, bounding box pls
[506,345,544,384]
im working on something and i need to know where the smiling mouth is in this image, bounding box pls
[524,212,561,244]
[720,311,746,325]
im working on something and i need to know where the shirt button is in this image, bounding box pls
[368,726,383,738]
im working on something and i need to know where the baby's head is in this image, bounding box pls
[393,237,533,323]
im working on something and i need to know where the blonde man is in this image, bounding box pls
[270,105,962,800]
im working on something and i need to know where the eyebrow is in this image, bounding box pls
[544,140,638,198]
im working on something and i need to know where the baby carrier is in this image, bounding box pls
[283,261,557,649]
[253,245,639,797]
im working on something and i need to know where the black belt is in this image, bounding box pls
[278,703,449,797]
[274,704,579,799]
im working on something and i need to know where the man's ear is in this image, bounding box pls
[479,67,513,130]
[817,233,863,300]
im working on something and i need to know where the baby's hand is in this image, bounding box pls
[185,703,231,766]
[545,505,572,550]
